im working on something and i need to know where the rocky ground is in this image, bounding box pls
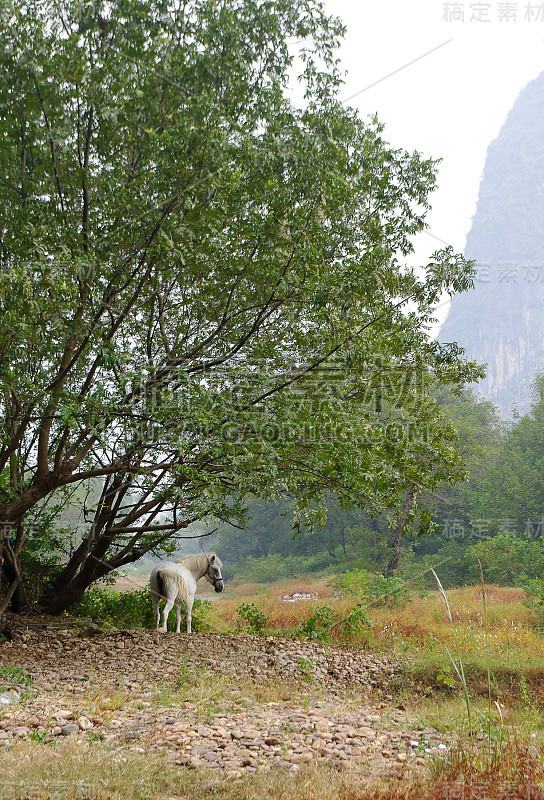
[0,616,451,781]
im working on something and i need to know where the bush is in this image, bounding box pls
[328,569,413,608]
[467,534,544,586]
[72,586,212,631]
[236,602,269,634]
[296,603,372,642]
[297,605,336,641]
[520,578,544,630]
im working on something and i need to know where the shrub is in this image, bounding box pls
[229,552,335,583]
[520,578,544,629]
[236,602,269,634]
[296,603,372,642]
[72,586,212,631]
[467,534,544,586]
[297,605,336,641]
[335,602,373,638]
[328,568,413,608]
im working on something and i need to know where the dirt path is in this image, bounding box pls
[0,617,450,780]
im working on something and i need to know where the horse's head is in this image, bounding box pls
[204,554,224,593]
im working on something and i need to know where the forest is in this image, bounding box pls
[214,373,544,591]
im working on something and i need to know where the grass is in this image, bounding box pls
[2,736,544,800]
[208,577,544,737]
[0,739,422,800]
[342,737,544,800]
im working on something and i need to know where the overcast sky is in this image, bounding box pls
[324,0,543,329]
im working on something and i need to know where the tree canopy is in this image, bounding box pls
[0,0,481,612]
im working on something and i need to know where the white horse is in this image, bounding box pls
[149,553,224,634]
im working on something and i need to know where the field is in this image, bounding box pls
[2,578,544,799]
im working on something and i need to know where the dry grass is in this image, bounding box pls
[206,580,544,713]
[343,737,544,800]
[0,740,401,800]
[365,586,538,657]
[212,580,541,656]
[210,575,346,635]
[4,736,544,800]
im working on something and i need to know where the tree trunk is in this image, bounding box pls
[1,518,27,612]
[0,576,21,618]
[384,488,413,577]
[45,550,112,615]
[44,528,115,614]
[40,476,124,612]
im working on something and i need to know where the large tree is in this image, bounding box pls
[0,0,481,613]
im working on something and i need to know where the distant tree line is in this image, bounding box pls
[217,374,544,588]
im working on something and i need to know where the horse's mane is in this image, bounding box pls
[176,552,222,572]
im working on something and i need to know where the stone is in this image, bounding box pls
[60,724,80,736]
[291,752,312,764]
[0,691,20,705]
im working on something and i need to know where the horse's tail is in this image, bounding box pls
[156,566,190,610]
[156,569,165,599]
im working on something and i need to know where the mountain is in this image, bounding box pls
[438,71,544,417]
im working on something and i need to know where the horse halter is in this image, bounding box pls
[207,559,224,593]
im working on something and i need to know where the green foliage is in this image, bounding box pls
[365,575,413,608]
[0,0,482,612]
[296,602,372,641]
[0,666,33,689]
[334,603,373,639]
[520,579,544,631]
[175,659,199,690]
[298,658,315,683]
[467,375,544,525]
[328,569,367,597]
[436,665,455,689]
[72,586,211,632]
[236,602,269,635]
[233,552,334,583]
[296,605,336,641]
[329,568,413,608]
[0,665,34,703]
[217,496,411,579]
[521,579,544,610]
[466,535,544,586]
[72,586,152,628]
[27,729,47,744]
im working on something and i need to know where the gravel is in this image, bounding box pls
[0,619,452,777]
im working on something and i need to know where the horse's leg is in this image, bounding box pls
[160,595,175,632]
[175,601,181,634]
[186,597,193,634]
[152,593,160,630]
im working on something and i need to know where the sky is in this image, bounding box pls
[323,0,544,331]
